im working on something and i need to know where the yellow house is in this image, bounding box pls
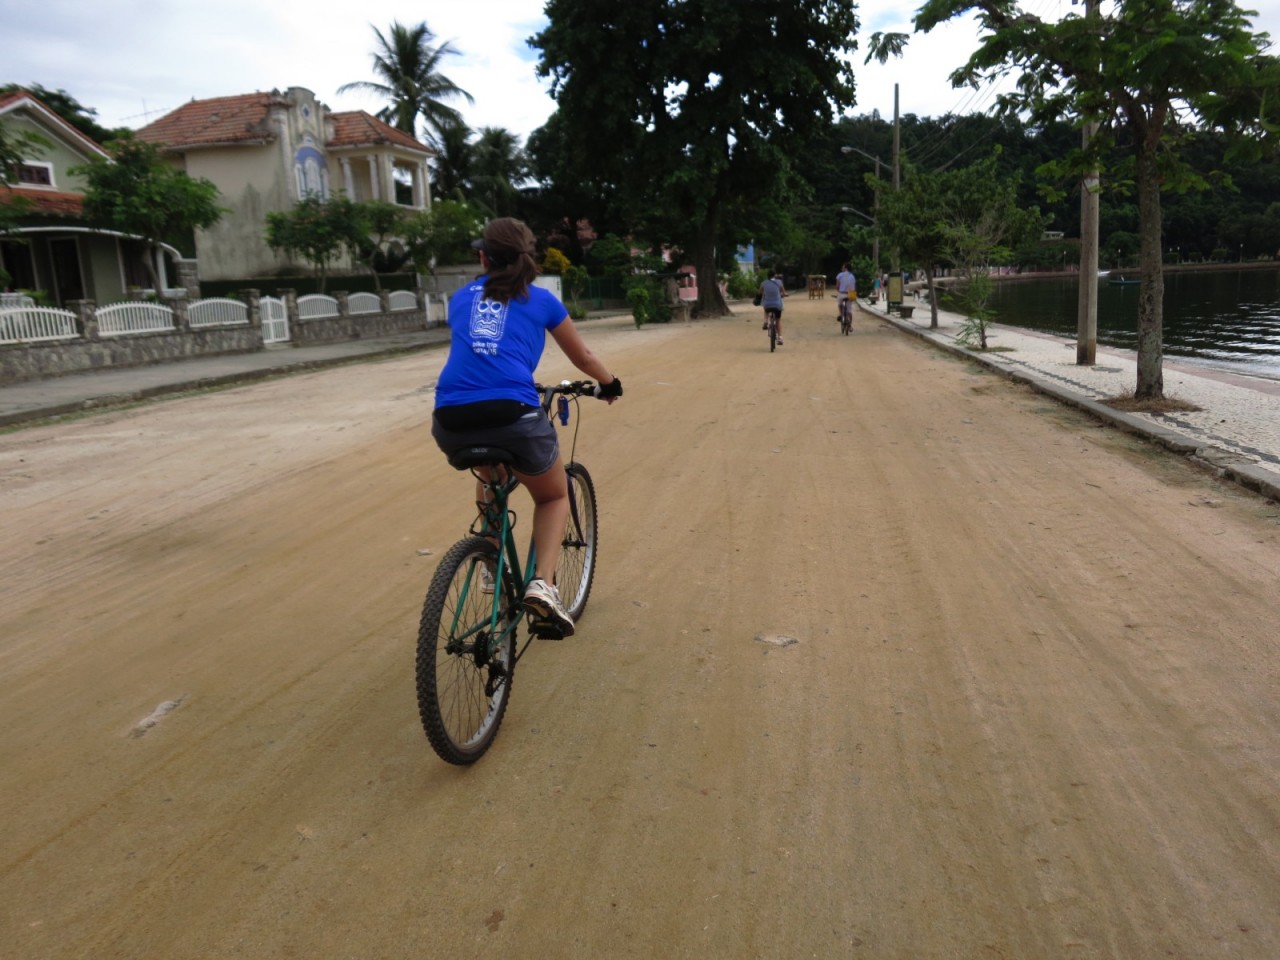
[135,86,434,283]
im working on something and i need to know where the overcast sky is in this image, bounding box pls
[6,0,1280,144]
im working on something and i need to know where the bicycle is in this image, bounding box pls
[765,308,781,351]
[416,380,600,764]
[837,292,854,335]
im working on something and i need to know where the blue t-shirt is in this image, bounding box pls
[435,280,568,410]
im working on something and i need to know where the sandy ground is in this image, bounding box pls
[3,294,1279,959]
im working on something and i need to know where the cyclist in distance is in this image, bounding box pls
[835,262,857,321]
[759,271,786,345]
[431,217,622,636]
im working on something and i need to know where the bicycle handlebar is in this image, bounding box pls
[535,379,598,410]
[535,379,597,395]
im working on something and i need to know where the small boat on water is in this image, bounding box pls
[1098,269,1111,278]
[1108,275,1140,286]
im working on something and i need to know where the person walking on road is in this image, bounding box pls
[431,217,623,636]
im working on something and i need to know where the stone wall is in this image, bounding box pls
[0,326,264,384]
[0,288,435,385]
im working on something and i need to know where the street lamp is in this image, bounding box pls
[839,205,878,277]
[842,145,893,274]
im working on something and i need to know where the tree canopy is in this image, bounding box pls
[872,0,1280,397]
[532,0,860,316]
[338,21,475,150]
[73,135,223,291]
[0,84,124,145]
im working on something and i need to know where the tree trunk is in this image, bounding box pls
[692,210,728,318]
[926,265,939,329]
[1134,125,1165,400]
[143,244,163,295]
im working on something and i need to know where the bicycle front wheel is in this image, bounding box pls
[416,536,515,765]
[555,462,598,620]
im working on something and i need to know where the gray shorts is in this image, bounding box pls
[431,409,560,477]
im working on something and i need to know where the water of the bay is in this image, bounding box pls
[982,267,1280,381]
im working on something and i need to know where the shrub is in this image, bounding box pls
[725,268,759,299]
[543,247,571,275]
[624,274,672,327]
[625,282,654,327]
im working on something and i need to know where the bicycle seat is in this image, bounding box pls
[447,446,516,470]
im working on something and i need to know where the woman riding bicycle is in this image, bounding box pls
[431,217,622,637]
[835,262,857,322]
[759,271,786,345]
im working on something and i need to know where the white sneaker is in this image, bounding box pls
[524,578,575,637]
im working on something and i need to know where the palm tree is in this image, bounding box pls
[338,21,474,149]
[431,117,474,202]
[469,126,528,218]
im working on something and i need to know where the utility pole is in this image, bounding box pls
[1076,0,1100,365]
[840,145,884,270]
[891,83,901,274]
[873,156,881,271]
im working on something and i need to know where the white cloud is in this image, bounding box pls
[5,0,1280,141]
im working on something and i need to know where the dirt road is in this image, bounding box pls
[3,294,1278,959]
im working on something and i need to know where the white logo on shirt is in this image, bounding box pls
[470,294,507,342]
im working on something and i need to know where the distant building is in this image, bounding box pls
[135,87,435,283]
[1,90,171,305]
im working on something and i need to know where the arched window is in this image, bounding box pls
[293,142,330,200]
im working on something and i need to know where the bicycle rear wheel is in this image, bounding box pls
[555,462,598,620]
[769,316,777,352]
[416,536,515,764]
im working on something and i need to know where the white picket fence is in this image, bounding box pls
[188,297,249,328]
[347,292,381,315]
[388,290,417,311]
[2,289,424,348]
[0,306,79,343]
[297,294,339,319]
[95,302,175,337]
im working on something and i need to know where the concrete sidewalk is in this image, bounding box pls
[0,329,451,428]
[859,298,1280,504]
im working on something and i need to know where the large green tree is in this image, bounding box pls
[73,135,223,293]
[400,198,487,273]
[872,0,1280,399]
[532,0,859,316]
[264,195,355,292]
[876,152,1044,330]
[338,21,474,150]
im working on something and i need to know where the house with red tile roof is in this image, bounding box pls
[135,87,434,283]
[1,91,178,306]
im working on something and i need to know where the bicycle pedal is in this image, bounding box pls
[528,616,567,640]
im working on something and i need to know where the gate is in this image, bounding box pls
[260,296,289,343]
